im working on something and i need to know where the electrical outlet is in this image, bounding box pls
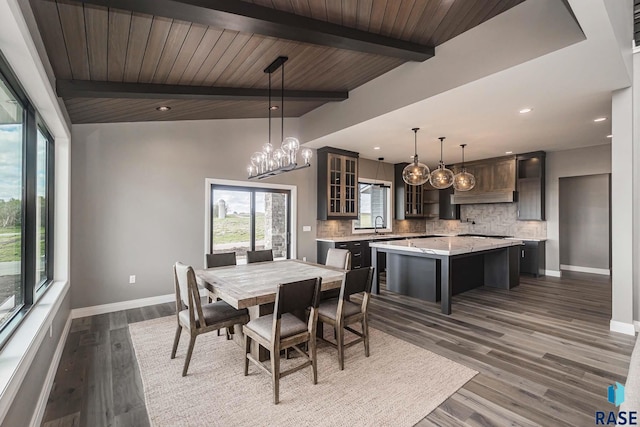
[303,256,307,262]
[302,225,312,232]
[129,275,136,284]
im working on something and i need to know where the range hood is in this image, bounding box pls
[450,191,516,205]
[448,155,517,205]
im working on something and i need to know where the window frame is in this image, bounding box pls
[352,178,393,234]
[0,52,55,348]
[204,178,298,264]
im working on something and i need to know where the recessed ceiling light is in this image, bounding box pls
[374,147,381,150]
[594,117,607,122]
[519,108,532,114]
[269,105,279,110]
[156,106,171,112]
[505,151,513,154]
[607,134,613,138]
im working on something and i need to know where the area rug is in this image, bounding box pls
[129,316,477,427]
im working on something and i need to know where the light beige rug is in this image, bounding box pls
[129,316,477,427]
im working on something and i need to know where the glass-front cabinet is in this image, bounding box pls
[318,147,359,220]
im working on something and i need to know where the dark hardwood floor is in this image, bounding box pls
[42,272,636,426]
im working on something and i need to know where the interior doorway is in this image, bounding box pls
[559,174,611,275]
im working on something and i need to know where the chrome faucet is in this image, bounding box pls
[374,215,384,234]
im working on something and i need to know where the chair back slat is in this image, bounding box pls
[247,249,274,264]
[325,248,351,270]
[206,252,236,268]
[274,277,322,319]
[340,267,374,300]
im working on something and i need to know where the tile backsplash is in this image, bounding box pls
[316,219,426,238]
[426,203,546,238]
[317,204,546,239]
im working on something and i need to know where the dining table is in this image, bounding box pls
[195,259,346,360]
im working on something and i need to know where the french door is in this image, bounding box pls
[210,185,291,262]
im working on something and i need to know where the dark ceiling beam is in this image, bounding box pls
[56,80,349,102]
[71,0,434,61]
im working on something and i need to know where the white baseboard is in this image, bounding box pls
[543,270,562,277]
[70,289,207,319]
[610,320,636,336]
[560,264,611,276]
[30,312,72,427]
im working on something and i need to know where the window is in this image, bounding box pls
[0,77,24,327]
[210,184,291,263]
[0,53,54,343]
[353,179,392,233]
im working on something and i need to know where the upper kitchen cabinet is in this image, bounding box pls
[317,147,359,220]
[517,151,546,220]
[394,163,425,219]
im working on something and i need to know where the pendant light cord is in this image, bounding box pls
[413,128,418,163]
[439,137,445,167]
[268,72,271,146]
[281,61,284,144]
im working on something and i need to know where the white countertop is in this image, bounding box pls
[316,233,545,243]
[369,236,523,256]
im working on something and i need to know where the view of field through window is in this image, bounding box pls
[211,188,289,261]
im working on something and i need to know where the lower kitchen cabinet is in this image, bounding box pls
[519,240,546,277]
[317,240,370,269]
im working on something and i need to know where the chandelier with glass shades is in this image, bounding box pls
[402,129,475,191]
[248,56,312,179]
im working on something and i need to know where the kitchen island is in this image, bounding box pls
[370,236,522,315]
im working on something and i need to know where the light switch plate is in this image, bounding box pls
[302,225,312,232]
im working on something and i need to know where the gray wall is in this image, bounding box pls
[559,174,610,270]
[545,144,612,273]
[1,292,70,427]
[71,119,317,309]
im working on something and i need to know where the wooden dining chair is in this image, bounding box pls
[204,252,238,335]
[205,252,237,269]
[317,267,374,370]
[171,262,249,376]
[325,248,351,270]
[243,277,322,404]
[246,249,274,263]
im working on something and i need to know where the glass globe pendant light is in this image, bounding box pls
[430,137,454,189]
[453,144,476,191]
[402,128,430,186]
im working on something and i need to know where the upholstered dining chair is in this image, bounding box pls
[325,248,351,270]
[205,252,237,269]
[317,267,374,370]
[243,277,322,404]
[320,248,351,302]
[204,252,238,335]
[246,249,274,263]
[171,262,249,376]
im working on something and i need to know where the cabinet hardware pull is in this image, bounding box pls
[522,250,525,257]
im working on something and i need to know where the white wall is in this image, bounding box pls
[70,118,318,309]
[545,144,612,274]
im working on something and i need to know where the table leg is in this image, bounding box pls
[440,257,452,315]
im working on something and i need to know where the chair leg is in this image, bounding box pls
[171,325,182,359]
[271,347,280,404]
[363,316,370,357]
[226,325,234,340]
[182,334,197,377]
[244,334,251,376]
[310,337,318,385]
[337,325,345,371]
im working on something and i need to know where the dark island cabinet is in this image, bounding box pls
[519,240,546,277]
[517,152,545,220]
[317,147,359,220]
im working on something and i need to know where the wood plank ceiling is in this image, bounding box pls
[29,0,525,124]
